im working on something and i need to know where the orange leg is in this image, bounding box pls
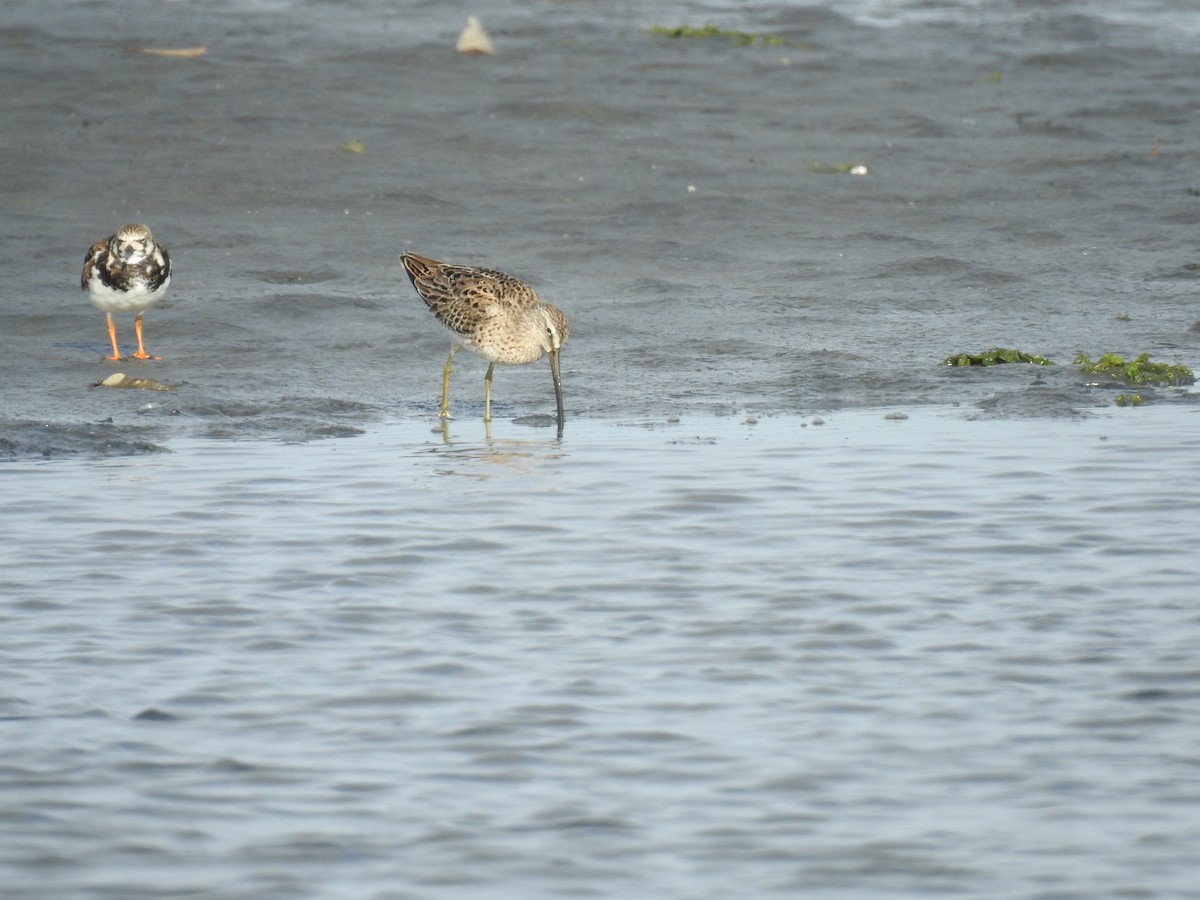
[104,313,121,361]
[131,314,160,360]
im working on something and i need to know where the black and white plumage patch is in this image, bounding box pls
[82,223,172,314]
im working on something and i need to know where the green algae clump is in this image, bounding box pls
[648,24,782,46]
[1074,352,1194,386]
[942,348,1054,367]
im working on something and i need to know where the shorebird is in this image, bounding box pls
[401,251,568,428]
[82,224,172,360]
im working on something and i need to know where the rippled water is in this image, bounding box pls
[4,407,1199,898]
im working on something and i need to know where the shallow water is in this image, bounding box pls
[4,0,1200,895]
[4,407,1200,898]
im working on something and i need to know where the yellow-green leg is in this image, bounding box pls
[484,362,495,423]
[439,346,459,418]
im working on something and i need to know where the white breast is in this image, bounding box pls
[86,270,171,314]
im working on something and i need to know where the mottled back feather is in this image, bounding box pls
[82,224,172,296]
[401,252,568,366]
[402,252,540,340]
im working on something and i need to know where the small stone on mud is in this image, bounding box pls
[96,373,173,391]
[457,17,494,55]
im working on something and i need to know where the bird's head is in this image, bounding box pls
[538,305,569,354]
[111,224,156,264]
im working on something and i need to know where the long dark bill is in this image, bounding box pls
[549,349,565,434]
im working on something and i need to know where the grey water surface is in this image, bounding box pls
[3,0,1200,896]
[4,409,1200,899]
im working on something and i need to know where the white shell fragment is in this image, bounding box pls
[850,164,870,175]
[456,17,494,55]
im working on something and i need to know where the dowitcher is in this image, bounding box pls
[82,224,172,360]
[401,251,568,428]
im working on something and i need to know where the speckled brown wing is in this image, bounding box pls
[403,252,539,342]
[82,237,109,290]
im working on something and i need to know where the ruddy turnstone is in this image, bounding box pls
[81,223,172,360]
[401,251,568,429]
